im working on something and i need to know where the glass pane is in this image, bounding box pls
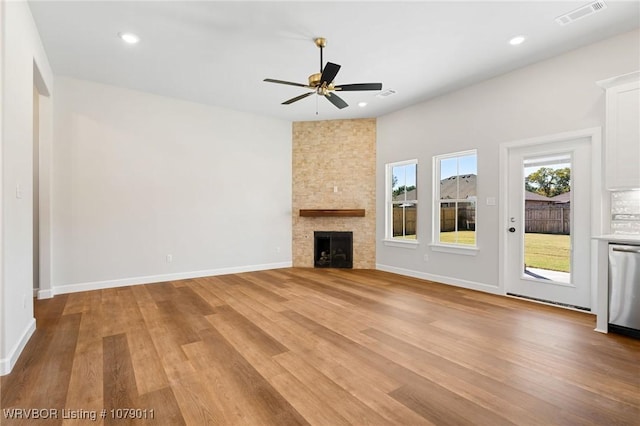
[439,202,456,241]
[440,157,457,181]
[393,203,417,239]
[523,155,571,283]
[438,153,477,246]
[439,201,475,245]
[392,164,417,202]
[405,164,418,198]
[392,165,405,200]
[440,158,458,199]
[458,153,477,176]
[456,201,476,245]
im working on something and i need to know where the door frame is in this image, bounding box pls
[33,62,53,299]
[498,127,604,313]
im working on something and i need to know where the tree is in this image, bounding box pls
[393,185,416,198]
[525,167,571,197]
[553,168,571,195]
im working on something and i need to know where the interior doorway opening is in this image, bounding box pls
[33,85,40,294]
[32,61,52,300]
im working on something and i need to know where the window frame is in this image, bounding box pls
[384,159,419,246]
[431,150,479,255]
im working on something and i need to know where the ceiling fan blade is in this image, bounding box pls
[264,78,310,88]
[320,62,341,85]
[282,92,315,105]
[335,83,383,91]
[325,92,348,109]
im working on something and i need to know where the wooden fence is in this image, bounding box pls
[525,205,570,234]
[392,207,417,236]
[394,204,568,235]
[440,206,475,232]
[393,206,476,235]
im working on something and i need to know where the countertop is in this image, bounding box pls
[592,234,640,244]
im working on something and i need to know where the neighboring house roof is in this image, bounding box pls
[392,188,416,202]
[552,191,571,203]
[525,191,554,202]
[392,174,478,202]
[440,174,476,200]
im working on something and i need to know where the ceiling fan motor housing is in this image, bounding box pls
[308,73,321,87]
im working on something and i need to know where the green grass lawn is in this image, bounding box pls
[412,231,570,273]
[439,231,569,272]
[524,233,570,272]
[393,234,417,240]
[439,231,476,245]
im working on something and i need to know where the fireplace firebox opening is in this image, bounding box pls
[314,231,353,268]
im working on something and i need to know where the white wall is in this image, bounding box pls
[51,77,292,293]
[376,29,640,292]
[1,0,54,374]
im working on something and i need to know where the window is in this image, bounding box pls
[434,150,477,247]
[386,160,417,241]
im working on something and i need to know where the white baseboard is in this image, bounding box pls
[37,288,54,299]
[0,318,36,376]
[51,261,293,296]
[376,263,501,295]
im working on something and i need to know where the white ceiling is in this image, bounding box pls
[28,1,640,122]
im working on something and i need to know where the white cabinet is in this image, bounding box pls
[597,71,640,190]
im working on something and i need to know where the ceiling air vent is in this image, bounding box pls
[555,1,607,26]
[376,89,397,98]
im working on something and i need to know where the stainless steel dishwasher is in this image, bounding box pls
[609,244,640,338]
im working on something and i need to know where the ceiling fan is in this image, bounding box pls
[264,37,382,110]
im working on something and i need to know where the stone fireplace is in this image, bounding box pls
[292,119,376,269]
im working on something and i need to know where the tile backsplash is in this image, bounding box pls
[611,190,640,235]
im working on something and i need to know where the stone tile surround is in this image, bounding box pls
[292,119,376,268]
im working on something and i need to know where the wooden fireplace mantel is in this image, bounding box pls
[299,209,365,217]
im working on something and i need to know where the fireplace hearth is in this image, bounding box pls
[314,231,353,268]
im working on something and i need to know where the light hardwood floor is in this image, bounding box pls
[2,268,639,425]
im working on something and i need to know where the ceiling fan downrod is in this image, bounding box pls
[315,37,326,74]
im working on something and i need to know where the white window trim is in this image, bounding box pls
[385,159,418,244]
[432,149,478,251]
[429,242,479,256]
[383,239,420,248]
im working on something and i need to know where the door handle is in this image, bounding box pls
[508,227,516,233]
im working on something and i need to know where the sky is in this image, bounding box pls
[392,163,417,189]
[440,154,477,180]
[392,154,478,190]
[524,163,571,177]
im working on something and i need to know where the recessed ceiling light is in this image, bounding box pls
[358,102,367,107]
[509,36,526,46]
[118,32,140,44]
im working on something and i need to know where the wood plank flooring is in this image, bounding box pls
[2,268,639,425]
